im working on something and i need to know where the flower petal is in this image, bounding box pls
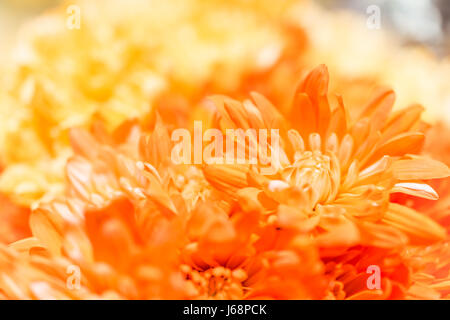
[291,64,330,138]
[392,182,439,200]
[383,203,446,244]
[391,156,450,180]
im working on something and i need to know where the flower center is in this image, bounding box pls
[174,167,211,210]
[181,265,247,299]
[281,150,338,207]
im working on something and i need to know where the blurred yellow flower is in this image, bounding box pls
[0,0,301,205]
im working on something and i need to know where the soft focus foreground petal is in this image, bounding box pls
[383,203,446,245]
[0,193,30,244]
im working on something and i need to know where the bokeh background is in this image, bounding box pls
[2,0,450,54]
[2,0,449,116]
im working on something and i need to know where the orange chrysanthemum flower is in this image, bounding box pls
[181,202,326,299]
[201,65,450,298]
[204,65,449,246]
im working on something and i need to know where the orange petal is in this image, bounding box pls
[139,113,171,168]
[250,92,285,130]
[365,132,425,165]
[203,163,249,195]
[383,203,446,245]
[381,104,424,142]
[29,210,63,256]
[291,65,330,138]
[358,221,409,248]
[316,214,360,248]
[392,182,439,200]
[351,119,372,157]
[327,94,347,139]
[391,156,450,180]
[69,128,99,160]
[358,87,395,132]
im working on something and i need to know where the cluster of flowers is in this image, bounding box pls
[1,64,449,299]
[0,0,449,300]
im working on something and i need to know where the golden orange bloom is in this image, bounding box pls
[323,247,410,299]
[201,65,450,298]
[181,202,326,299]
[204,65,449,246]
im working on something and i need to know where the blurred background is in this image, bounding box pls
[1,0,450,56]
[0,0,57,58]
[321,0,450,56]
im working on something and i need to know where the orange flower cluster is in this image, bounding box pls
[1,64,449,300]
